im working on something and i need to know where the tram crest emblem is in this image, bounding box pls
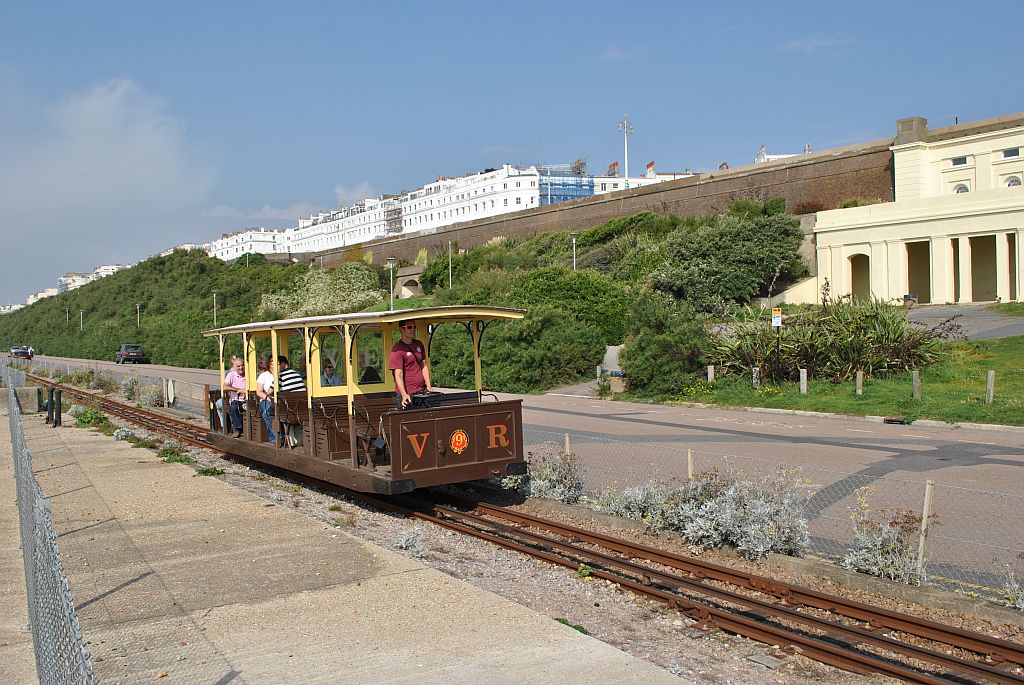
[449,429,469,454]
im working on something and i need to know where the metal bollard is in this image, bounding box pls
[46,387,55,423]
[53,389,62,427]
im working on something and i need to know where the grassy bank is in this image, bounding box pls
[989,302,1024,317]
[668,336,1024,426]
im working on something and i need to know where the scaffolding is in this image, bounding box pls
[537,161,595,206]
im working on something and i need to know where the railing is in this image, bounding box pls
[3,363,95,684]
[523,426,1024,602]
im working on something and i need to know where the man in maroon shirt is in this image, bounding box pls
[389,320,434,409]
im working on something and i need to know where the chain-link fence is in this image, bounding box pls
[524,426,1024,601]
[4,364,95,685]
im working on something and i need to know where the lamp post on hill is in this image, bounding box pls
[213,291,218,328]
[386,257,397,310]
[135,304,141,330]
[64,308,70,323]
[569,233,578,272]
[448,239,453,289]
[79,311,83,331]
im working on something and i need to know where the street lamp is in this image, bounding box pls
[569,233,578,272]
[213,291,218,328]
[79,311,83,331]
[386,257,397,310]
[136,303,141,329]
[448,240,453,288]
[617,114,634,189]
[64,308,70,323]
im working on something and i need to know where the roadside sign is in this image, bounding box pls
[771,307,783,328]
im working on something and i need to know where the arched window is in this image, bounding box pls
[953,184,970,194]
[1006,176,1022,188]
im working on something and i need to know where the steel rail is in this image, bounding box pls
[473,503,1024,669]
[432,504,1023,685]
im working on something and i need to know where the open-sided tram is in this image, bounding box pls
[203,306,527,494]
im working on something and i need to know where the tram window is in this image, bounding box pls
[317,331,345,385]
[355,329,384,385]
[252,335,273,375]
[286,333,306,378]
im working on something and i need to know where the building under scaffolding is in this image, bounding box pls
[537,160,595,206]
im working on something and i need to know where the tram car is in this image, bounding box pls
[203,306,527,494]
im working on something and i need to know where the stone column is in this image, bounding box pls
[995,232,1011,302]
[930,236,955,304]
[886,241,906,300]
[957,236,973,303]
[1016,229,1024,302]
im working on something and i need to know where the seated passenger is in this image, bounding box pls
[255,356,276,444]
[277,356,306,392]
[359,365,382,384]
[321,360,341,387]
[216,355,247,437]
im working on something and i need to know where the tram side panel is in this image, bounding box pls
[387,399,526,489]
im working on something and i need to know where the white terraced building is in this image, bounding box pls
[208,162,686,260]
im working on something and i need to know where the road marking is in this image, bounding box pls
[956,439,997,446]
[901,434,930,438]
[845,428,872,433]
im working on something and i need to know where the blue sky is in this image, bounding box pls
[1,1,1022,303]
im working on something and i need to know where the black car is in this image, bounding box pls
[115,344,148,364]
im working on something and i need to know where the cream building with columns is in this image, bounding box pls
[810,113,1023,304]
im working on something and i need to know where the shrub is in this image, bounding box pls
[507,267,630,345]
[257,263,382,318]
[74,409,110,428]
[594,469,810,560]
[618,292,708,397]
[791,199,828,215]
[842,487,930,586]
[522,443,586,504]
[88,371,119,393]
[139,384,163,407]
[394,529,426,557]
[120,374,139,400]
[654,212,807,311]
[113,427,135,441]
[158,441,193,464]
[1004,567,1024,611]
[709,296,953,382]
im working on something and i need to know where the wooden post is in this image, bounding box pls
[687,449,694,481]
[707,365,715,383]
[564,432,571,456]
[915,480,934,579]
[912,369,921,400]
[161,378,167,407]
[986,370,995,405]
[203,383,211,421]
[752,368,760,388]
[855,371,864,396]
[799,368,808,395]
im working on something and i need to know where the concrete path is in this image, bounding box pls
[909,302,1024,339]
[16,414,677,684]
[0,405,37,683]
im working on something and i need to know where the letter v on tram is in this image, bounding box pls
[203,306,527,494]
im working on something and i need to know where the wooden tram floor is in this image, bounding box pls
[1,409,678,685]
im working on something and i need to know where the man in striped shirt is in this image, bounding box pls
[277,356,307,392]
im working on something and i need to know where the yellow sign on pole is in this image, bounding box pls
[771,307,783,328]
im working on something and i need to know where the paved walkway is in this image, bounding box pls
[9,411,677,684]
[0,407,37,683]
[908,303,1024,339]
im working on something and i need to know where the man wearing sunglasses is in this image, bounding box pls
[389,320,434,409]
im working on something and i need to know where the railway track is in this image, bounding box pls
[28,372,1024,684]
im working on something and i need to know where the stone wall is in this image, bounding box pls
[318,142,894,269]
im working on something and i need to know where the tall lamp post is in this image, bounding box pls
[617,114,634,189]
[79,311,83,331]
[448,240,453,288]
[64,308,70,323]
[213,291,218,328]
[386,257,397,310]
[135,303,141,329]
[569,233,578,271]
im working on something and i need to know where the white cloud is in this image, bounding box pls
[203,201,320,222]
[334,181,377,206]
[779,35,853,52]
[601,47,628,61]
[0,77,217,301]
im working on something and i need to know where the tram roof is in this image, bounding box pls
[202,305,526,337]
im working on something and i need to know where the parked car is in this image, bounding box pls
[115,344,148,364]
[11,346,33,360]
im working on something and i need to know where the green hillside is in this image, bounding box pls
[0,251,309,368]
